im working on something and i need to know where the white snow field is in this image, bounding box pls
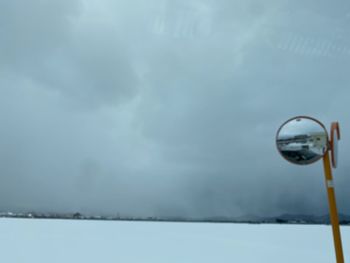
[0,218,349,263]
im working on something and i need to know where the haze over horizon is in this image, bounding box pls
[1,0,350,218]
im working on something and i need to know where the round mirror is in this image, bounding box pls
[276,116,329,165]
[330,122,340,168]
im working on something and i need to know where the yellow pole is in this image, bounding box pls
[322,152,344,263]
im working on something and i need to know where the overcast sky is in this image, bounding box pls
[1,0,350,218]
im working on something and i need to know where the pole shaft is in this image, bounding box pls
[322,152,344,263]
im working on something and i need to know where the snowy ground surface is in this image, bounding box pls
[0,218,349,263]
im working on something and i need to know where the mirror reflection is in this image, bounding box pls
[276,117,328,165]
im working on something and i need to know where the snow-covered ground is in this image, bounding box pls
[0,218,349,262]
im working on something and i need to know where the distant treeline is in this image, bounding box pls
[0,212,349,225]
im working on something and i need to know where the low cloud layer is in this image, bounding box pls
[1,0,350,218]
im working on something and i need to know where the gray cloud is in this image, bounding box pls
[1,0,138,109]
[1,0,350,218]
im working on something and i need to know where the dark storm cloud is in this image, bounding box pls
[1,0,350,218]
[0,0,138,109]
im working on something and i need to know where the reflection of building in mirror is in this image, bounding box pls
[308,132,328,154]
[277,132,327,164]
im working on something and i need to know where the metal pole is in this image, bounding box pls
[322,152,344,263]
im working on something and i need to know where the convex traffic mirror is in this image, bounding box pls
[276,116,328,165]
[276,116,344,263]
[330,122,340,168]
